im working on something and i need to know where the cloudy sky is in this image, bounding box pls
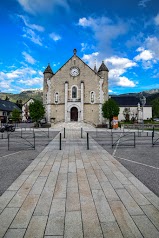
[0,0,159,94]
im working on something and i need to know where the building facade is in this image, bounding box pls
[43,49,109,126]
[22,98,34,122]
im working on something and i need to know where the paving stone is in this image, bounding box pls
[24,216,47,238]
[29,176,47,195]
[132,215,159,238]
[4,229,26,238]
[144,192,159,210]
[81,205,103,238]
[45,212,65,236]
[34,161,46,171]
[54,175,67,199]
[8,170,41,208]
[94,169,108,182]
[101,181,119,201]
[67,172,78,188]
[105,172,124,189]
[34,188,53,216]
[87,174,101,190]
[50,198,66,215]
[44,171,58,192]
[92,189,115,223]
[7,174,29,191]
[51,161,61,173]
[110,201,143,238]
[116,188,144,216]
[68,161,76,173]
[77,168,87,181]
[101,222,123,238]
[64,211,83,238]
[0,191,16,211]
[66,187,80,211]
[141,204,159,230]
[113,171,132,185]
[124,184,150,206]
[76,159,84,169]
[44,236,63,238]
[11,194,39,228]
[40,165,52,176]
[0,207,19,237]
[129,176,151,194]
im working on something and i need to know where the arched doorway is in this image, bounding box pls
[71,107,78,121]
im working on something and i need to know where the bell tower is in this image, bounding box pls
[98,61,109,101]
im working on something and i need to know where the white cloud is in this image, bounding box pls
[0,67,43,92]
[17,0,69,15]
[18,15,44,32]
[82,52,137,88]
[138,0,151,7]
[154,14,159,26]
[105,56,137,69]
[22,28,43,46]
[49,33,61,41]
[117,76,136,87]
[134,49,153,61]
[78,16,128,55]
[145,37,159,60]
[22,52,36,64]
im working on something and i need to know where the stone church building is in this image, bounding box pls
[43,49,109,126]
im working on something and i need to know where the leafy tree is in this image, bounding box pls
[151,98,159,118]
[102,98,120,128]
[29,100,45,126]
[11,108,21,122]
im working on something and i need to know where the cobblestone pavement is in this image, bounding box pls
[0,124,159,237]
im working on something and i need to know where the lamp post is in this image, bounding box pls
[140,95,146,130]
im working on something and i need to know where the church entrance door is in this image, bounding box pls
[71,107,78,121]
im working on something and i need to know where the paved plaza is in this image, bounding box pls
[0,123,159,237]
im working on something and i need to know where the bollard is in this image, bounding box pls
[60,133,62,150]
[33,131,35,149]
[152,126,154,146]
[81,127,83,138]
[87,133,89,150]
[48,127,49,138]
[8,133,9,150]
[64,128,65,138]
[21,128,22,138]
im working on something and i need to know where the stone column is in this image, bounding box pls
[65,81,68,122]
[81,81,84,121]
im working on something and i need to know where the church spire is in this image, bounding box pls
[94,59,97,73]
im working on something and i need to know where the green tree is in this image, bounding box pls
[151,98,159,118]
[16,99,23,109]
[102,98,120,128]
[29,100,45,127]
[11,108,21,122]
[123,107,130,122]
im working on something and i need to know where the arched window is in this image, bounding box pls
[55,92,59,103]
[72,86,77,98]
[90,91,95,104]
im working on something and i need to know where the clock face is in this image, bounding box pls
[70,67,80,77]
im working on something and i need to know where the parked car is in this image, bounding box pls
[0,126,5,133]
[40,118,47,125]
[153,118,159,122]
[2,124,15,132]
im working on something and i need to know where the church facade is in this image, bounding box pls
[43,49,109,126]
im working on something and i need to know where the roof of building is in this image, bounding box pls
[98,61,109,72]
[43,64,54,75]
[0,99,21,112]
[111,95,151,107]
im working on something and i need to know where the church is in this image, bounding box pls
[43,49,109,126]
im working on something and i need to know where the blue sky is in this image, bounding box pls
[0,0,159,95]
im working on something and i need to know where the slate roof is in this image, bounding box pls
[0,99,21,112]
[98,61,109,72]
[111,95,151,107]
[43,64,54,75]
